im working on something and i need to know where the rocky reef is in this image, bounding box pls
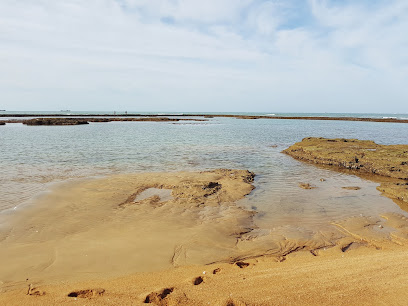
[23,118,89,125]
[88,117,179,122]
[2,113,408,124]
[0,122,5,125]
[18,117,206,125]
[283,137,408,203]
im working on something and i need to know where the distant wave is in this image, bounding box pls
[265,113,276,116]
[382,116,397,119]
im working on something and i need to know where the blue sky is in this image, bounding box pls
[0,0,407,112]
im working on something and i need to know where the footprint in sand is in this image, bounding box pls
[193,276,204,285]
[340,241,366,252]
[235,261,250,268]
[27,284,45,296]
[225,297,247,306]
[67,288,105,298]
[144,287,174,304]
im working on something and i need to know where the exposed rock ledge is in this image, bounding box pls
[283,137,408,203]
[23,118,89,125]
[20,117,207,125]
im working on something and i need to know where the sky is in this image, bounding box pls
[0,0,407,113]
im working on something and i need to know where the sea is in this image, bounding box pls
[1,112,408,230]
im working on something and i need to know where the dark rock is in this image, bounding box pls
[23,118,89,126]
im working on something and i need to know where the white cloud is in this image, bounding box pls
[0,0,407,112]
[121,0,252,24]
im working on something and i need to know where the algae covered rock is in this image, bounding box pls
[284,137,408,203]
[23,118,89,126]
[283,137,408,179]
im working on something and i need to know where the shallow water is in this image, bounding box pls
[2,115,408,288]
[135,188,173,202]
[1,116,408,226]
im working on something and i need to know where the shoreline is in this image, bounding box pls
[1,113,408,124]
[2,139,408,304]
[2,169,408,298]
[0,170,257,288]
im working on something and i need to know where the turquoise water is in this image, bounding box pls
[1,115,408,229]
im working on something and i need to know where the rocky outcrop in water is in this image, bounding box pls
[88,117,181,122]
[23,118,89,125]
[3,113,408,124]
[284,137,408,203]
[19,117,207,125]
[0,122,5,125]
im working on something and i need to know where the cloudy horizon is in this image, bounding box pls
[1,0,407,113]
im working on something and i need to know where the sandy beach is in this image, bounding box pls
[1,138,408,305]
[0,170,255,286]
[2,0,408,303]
[0,138,408,305]
[1,246,408,305]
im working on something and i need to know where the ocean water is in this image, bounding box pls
[1,115,408,229]
[1,111,408,119]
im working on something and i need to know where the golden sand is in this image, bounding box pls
[1,166,408,305]
[0,170,255,286]
[1,245,408,305]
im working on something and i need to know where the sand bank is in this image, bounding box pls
[0,170,256,287]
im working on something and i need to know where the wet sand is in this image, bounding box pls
[2,217,408,305]
[1,157,408,303]
[0,170,255,287]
